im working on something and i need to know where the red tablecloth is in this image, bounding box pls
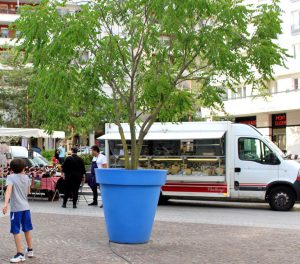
[40,177,60,191]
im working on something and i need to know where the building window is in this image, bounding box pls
[274,81,278,93]
[242,87,247,98]
[270,81,278,94]
[237,88,243,98]
[220,88,228,101]
[294,78,299,89]
[1,28,9,38]
[292,10,300,35]
[0,3,17,14]
[0,4,8,14]
[235,87,246,98]
[293,43,300,58]
[231,90,236,99]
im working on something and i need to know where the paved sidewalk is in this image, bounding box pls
[12,200,300,229]
[1,211,300,264]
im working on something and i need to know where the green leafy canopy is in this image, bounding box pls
[14,0,287,169]
[0,48,40,128]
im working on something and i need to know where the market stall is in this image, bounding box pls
[0,127,65,150]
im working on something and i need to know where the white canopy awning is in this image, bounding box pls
[98,131,225,140]
[0,128,65,139]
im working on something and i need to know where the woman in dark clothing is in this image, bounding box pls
[61,148,86,209]
[54,149,60,160]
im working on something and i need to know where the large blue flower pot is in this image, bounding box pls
[96,168,167,244]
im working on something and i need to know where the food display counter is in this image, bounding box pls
[108,138,226,179]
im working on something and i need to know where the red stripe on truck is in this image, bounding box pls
[162,185,227,193]
[166,182,227,186]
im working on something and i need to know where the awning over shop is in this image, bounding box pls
[0,128,65,139]
[98,131,225,140]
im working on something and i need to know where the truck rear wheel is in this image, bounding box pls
[268,186,295,211]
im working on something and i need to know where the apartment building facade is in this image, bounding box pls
[0,0,93,150]
[201,0,300,155]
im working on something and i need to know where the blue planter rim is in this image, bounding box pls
[96,168,167,186]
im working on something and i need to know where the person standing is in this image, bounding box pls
[58,143,66,164]
[52,149,59,167]
[2,159,34,263]
[61,148,86,209]
[88,145,107,206]
[54,148,59,161]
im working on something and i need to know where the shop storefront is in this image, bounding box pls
[272,113,287,152]
[234,111,300,155]
[235,116,257,127]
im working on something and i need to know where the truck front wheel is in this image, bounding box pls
[268,187,295,211]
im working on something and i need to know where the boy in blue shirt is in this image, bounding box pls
[2,159,34,263]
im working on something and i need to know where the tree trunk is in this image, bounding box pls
[118,124,130,169]
[129,119,137,170]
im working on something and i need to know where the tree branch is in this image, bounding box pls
[98,7,132,79]
[111,88,129,169]
[176,64,211,85]
[174,53,199,85]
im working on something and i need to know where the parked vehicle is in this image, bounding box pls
[99,122,300,211]
[2,146,51,167]
[77,146,91,156]
[32,152,51,167]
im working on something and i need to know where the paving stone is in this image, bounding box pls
[1,212,300,264]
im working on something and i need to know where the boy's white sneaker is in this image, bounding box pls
[26,248,34,258]
[10,253,25,263]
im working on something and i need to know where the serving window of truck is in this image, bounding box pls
[107,132,226,179]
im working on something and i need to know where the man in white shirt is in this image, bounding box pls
[88,145,107,206]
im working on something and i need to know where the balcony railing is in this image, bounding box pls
[224,88,300,101]
[0,9,17,14]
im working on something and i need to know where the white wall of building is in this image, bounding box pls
[199,0,300,154]
[286,111,300,154]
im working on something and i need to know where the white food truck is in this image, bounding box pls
[99,122,300,211]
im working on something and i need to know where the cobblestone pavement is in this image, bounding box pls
[10,199,300,229]
[1,209,300,264]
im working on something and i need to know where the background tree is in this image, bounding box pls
[15,0,287,169]
[0,48,39,128]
